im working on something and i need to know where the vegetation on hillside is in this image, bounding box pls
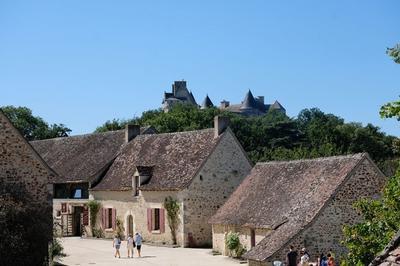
[96,104,399,174]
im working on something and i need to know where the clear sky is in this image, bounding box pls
[1,0,399,136]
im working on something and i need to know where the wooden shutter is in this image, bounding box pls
[101,208,106,229]
[83,206,89,226]
[147,208,152,232]
[112,208,116,230]
[160,208,165,233]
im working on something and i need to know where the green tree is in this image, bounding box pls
[387,43,400,64]
[1,105,71,140]
[342,172,400,265]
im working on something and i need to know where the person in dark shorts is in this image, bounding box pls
[286,245,298,266]
[134,232,143,257]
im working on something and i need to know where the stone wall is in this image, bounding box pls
[182,130,252,247]
[0,112,54,263]
[261,158,387,265]
[212,224,270,256]
[90,190,185,246]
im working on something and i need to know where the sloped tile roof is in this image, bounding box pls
[30,127,155,183]
[92,128,223,191]
[210,153,369,261]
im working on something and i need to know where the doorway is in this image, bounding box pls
[73,206,84,236]
[127,215,134,236]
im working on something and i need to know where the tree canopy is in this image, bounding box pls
[0,105,71,141]
[95,104,398,174]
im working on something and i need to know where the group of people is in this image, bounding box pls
[113,232,143,259]
[283,245,336,266]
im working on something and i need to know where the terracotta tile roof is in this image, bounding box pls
[370,230,400,266]
[30,127,155,183]
[92,128,222,191]
[210,153,368,261]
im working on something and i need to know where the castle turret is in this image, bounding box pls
[240,90,257,110]
[201,95,214,109]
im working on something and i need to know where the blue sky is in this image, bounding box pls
[1,0,399,136]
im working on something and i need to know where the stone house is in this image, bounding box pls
[31,126,156,237]
[209,153,386,265]
[90,116,252,247]
[0,110,55,263]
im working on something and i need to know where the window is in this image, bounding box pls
[147,208,165,233]
[153,208,160,230]
[134,176,140,196]
[56,210,61,217]
[73,189,82,199]
[102,208,116,230]
[107,208,113,229]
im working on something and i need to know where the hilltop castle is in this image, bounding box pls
[162,80,286,115]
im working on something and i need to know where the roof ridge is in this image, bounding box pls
[255,153,366,166]
[30,129,124,143]
[135,128,214,138]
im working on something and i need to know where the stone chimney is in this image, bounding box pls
[125,124,140,143]
[220,100,230,109]
[214,116,230,138]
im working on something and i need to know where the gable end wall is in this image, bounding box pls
[262,158,387,264]
[182,130,252,247]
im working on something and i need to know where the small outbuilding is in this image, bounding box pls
[210,153,387,265]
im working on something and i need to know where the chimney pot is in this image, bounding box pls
[125,124,140,143]
[214,116,230,138]
[220,100,230,108]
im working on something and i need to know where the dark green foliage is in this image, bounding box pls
[51,238,66,259]
[1,105,71,141]
[387,43,400,64]
[96,104,398,168]
[0,179,52,266]
[342,172,400,265]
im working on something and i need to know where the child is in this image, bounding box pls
[113,235,121,258]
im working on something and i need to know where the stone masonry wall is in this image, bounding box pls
[90,190,185,246]
[263,158,387,265]
[182,130,252,247]
[212,224,270,256]
[0,114,54,203]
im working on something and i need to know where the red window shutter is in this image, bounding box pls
[101,208,106,229]
[112,208,116,230]
[147,208,152,232]
[83,207,89,226]
[160,208,165,233]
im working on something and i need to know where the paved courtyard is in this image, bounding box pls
[56,237,244,266]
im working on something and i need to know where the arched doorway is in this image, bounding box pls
[127,215,134,236]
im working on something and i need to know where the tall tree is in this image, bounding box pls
[1,106,71,141]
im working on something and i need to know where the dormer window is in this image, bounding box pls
[134,175,140,197]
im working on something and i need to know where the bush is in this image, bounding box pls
[0,179,52,265]
[225,232,246,258]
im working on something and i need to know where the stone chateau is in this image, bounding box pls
[162,80,286,116]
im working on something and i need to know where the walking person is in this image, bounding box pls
[319,254,328,266]
[127,234,135,258]
[327,253,335,266]
[134,232,143,257]
[286,245,298,266]
[113,235,121,258]
[300,248,310,266]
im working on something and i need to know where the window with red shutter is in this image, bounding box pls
[111,208,116,230]
[147,208,152,232]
